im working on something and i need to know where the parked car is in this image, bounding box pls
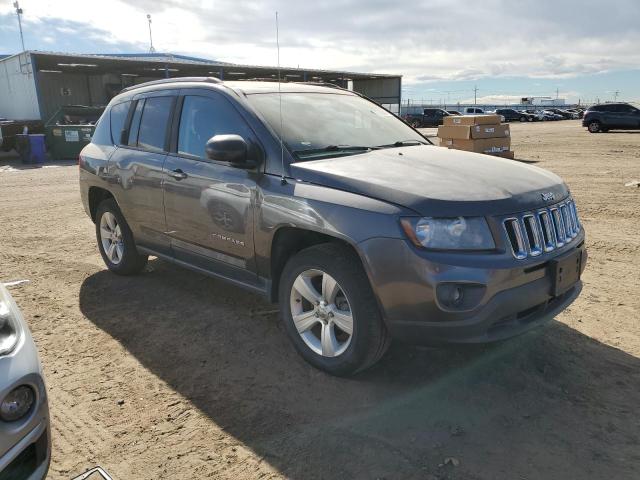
[547,108,577,120]
[0,282,50,479]
[495,109,535,122]
[524,109,546,121]
[403,108,451,128]
[80,77,586,376]
[464,107,484,114]
[583,102,640,133]
[542,110,563,121]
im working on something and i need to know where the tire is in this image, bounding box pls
[587,120,602,133]
[411,120,420,129]
[95,198,148,275]
[279,243,390,376]
[519,116,527,122]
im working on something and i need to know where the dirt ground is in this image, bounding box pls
[1,120,639,480]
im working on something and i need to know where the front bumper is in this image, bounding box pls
[0,330,51,480]
[358,233,587,344]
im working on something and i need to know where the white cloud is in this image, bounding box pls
[1,0,639,83]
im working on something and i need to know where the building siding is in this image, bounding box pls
[0,53,40,120]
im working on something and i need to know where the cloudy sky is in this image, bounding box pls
[1,0,639,104]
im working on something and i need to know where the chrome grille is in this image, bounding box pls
[502,198,581,259]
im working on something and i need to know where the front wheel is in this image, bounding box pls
[279,243,390,376]
[519,116,527,122]
[96,198,148,275]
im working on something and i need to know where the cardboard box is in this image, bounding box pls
[440,137,511,154]
[442,114,503,126]
[437,124,510,140]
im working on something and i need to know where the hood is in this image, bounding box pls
[289,145,568,216]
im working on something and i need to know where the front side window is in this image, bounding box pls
[178,94,253,159]
[110,101,131,145]
[246,92,426,160]
[136,96,174,152]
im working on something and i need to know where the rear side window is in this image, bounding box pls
[109,101,131,145]
[178,95,253,159]
[136,96,174,152]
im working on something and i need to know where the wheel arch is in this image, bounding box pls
[268,226,368,303]
[88,187,115,222]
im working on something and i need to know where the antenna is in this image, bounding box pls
[276,11,286,185]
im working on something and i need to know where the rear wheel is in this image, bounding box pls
[411,120,421,128]
[279,243,390,376]
[519,116,527,122]
[95,198,148,275]
[587,120,602,133]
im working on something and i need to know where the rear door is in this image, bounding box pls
[162,88,261,284]
[108,91,177,253]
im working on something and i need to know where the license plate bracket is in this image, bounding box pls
[550,249,582,296]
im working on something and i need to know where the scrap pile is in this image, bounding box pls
[437,114,514,159]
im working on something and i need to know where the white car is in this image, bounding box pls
[0,283,50,480]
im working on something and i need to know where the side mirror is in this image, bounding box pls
[205,134,257,168]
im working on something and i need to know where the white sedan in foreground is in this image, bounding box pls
[0,283,50,480]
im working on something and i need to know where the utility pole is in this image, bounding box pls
[147,14,156,53]
[556,87,559,99]
[13,2,25,52]
[614,90,619,101]
[473,85,478,105]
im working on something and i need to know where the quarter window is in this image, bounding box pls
[109,101,131,145]
[178,95,252,159]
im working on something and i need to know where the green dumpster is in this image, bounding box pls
[44,105,105,160]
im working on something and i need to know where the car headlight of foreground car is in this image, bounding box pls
[0,284,23,356]
[401,217,495,250]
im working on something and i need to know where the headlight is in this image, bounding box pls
[0,285,23,356]
[400,217,495,250]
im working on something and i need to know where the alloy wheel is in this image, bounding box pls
[100,211,124,265]
[290,269,353,357]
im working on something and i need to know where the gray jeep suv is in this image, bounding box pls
[79,78,586,376]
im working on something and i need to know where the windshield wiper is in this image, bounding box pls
[294,145,382,156]
[376,139,428,148]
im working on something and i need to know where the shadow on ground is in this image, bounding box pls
[79,260,639,480]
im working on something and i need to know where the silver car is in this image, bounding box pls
[0,283,50,479]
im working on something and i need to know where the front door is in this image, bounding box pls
[162,89,261,284]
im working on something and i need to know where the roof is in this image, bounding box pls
[0,50,399,82]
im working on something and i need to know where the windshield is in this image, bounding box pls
[246,92,428,160]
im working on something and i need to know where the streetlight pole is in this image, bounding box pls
[147,14,156,53]
[13,1,25,52]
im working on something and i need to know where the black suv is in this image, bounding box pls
[583,103,640,133]
[403,108,450,127]
[79,77,586,376]
[495,109,534,122]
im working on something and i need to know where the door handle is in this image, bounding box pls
[167,168,188,180]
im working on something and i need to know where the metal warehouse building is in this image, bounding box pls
[0,51,402,122]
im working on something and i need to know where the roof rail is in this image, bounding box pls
[121,76,222,93]
[296,81,350,92]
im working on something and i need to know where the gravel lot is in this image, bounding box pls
[1,120,639,480]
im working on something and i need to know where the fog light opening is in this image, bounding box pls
[436,282,486,311]
[0,385,35,422]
